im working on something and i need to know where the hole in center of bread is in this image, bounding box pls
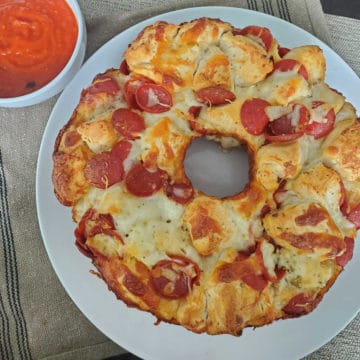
[184,137,249,198]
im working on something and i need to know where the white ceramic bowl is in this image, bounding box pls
[0,0,86,108]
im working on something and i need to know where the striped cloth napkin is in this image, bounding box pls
[0,0,359,359]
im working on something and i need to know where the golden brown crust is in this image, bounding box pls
[323,121,360,181]
[51,18,358,336]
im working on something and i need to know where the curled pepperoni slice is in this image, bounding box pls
[123,76,154,109]
[119,59,130,75]
[84,141,131,189]
[75,209,123,257]
[265,104,310,142]
[339,180,347,209]
[278,47,290,57]
[195,86,236,106]
[345,203,360,229]
[74,209,96,258]
[273,59,308,80]
[112,108,145,139]
[283,293,315,315]
[125,163,167,197]
[235,26,273,52]
[241,98,270,135]
[135,84,173,113]
[164,182,194,204]
[189,106,202,118]
[305,102,335,139]
[336,237,354,267]
[273,180,287,207]
[162,73,183,87]
[150,255,200,299]
[260,204,271,218]
[84,76,120,97]
[240,264,268,291]
[84,152,125,189]
[265,131,303,143]
[218,255,268,292]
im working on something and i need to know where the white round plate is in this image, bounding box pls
[36,6,360,360]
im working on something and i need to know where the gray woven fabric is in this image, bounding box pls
[326,14,360,76]
[0,1,359,359]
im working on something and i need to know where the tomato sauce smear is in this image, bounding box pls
[0,0,78,98]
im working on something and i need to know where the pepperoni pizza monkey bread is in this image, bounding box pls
[52,18,359,335]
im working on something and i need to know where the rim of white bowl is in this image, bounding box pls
[0,0,86,107]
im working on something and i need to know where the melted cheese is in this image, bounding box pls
[53,18,360,336]
[255,70,310,105]
[271,247,335,312]
[74,183,199,267]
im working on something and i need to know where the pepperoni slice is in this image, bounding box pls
[195,86,236,106]
[125,163,167,197]
[265,132,303,142]
[123,76,154,109]
[305,102,335,139]
[123,271,147,296]
[295,205,328,227]
[260,204,271,218]
[74,209,96,258]
[240,264,268,291]
[273,59,308,80]
[189,105,202,118]
[164,182,194,204]
[339,180,346,209]
[162,73,183,87]
[265,104,310,142]
[346,203,360,229]
[283,293,315,315]
[150,255,200,299]
[336,237,354,267]
[273,180,287,207]
[218,256,268,292]
[112,108,145,139]
[75,209,123,257]
[241,98,270,135]
[119,59,130,75]
[111,140,132,161]
[235,26,273,52]
[135,84,173,113]
[85,76,120,97]
[87,213,123,244]
[278,47,290,57]
[64,130,80,147]
[84,151,125,189]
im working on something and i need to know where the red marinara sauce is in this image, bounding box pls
[0,0,78,98]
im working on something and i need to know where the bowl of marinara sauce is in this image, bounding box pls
[0,0,86,107]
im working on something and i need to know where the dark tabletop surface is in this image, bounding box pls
[321,0,360,19]
[104,1,359,359]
